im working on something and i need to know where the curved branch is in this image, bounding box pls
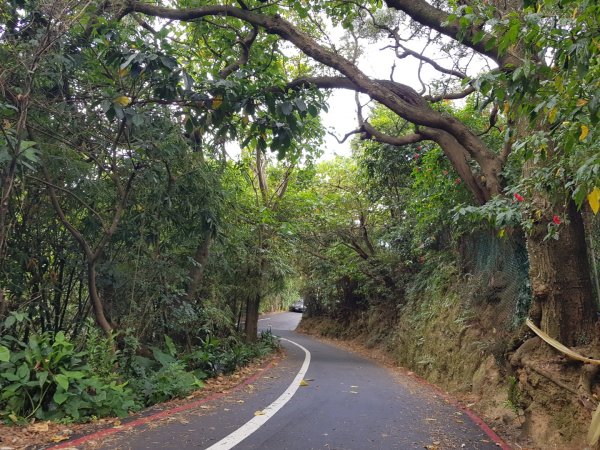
[219,25,258,78]
[383,0,519,67]
[361,122,423,146]
[125,1,502,198]
[419,128,490,205]
[424,86,476,103]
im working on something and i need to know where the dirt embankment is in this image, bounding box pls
[298,293,599,450]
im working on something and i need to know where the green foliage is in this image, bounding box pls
[0,332,137,422]
[123,332,279,407]
[505,376,524,413]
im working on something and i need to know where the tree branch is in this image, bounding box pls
[219,26,258,78]
[383,0,519,67]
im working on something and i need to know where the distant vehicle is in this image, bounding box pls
[289,300,306,313]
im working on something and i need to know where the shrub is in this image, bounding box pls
[0,332,138,422]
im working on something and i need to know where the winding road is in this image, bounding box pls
[53,313,509,450]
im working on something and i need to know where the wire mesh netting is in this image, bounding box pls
[459,230,531,331]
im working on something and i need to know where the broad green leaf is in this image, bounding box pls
[53,391,68,405]
[20,141,36,151]
[37,370,49,387]
[55,374,69,390]
[0,345,9,362]
[17,363,29,380]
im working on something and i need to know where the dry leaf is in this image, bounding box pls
[212,96,223,109]
[30,422,49,433]
[113,95,132,107]
[299,379,309,387]
[254,410,265,416]
[588,187,600,215]
[580,124,590,141]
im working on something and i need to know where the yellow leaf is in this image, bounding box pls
[254,410,265,416]
[579,124,590,141]
[503,102,509,115]
[30,422,49,432]
[498,229,506,238]
[548,106,558,123]
[577,99,588,107]
[299,379,309,387]
[51,435,69,443]
[118,67,128,78]
[113,95,131,106]
[588,187,600,215]
[212,95,223,109]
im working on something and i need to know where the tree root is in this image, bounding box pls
[520,359,579,396]
[511,337,599,411]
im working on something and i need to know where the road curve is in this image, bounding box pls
[62,313,507,450]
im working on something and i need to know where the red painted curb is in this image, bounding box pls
[398,369,512,450]
[48,358,277,449]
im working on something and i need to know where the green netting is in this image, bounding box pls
[587,213,600,309]
[459,230,531,331]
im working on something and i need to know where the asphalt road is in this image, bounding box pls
[77,313,506,450]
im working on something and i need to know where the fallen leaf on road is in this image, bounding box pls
[236,400,245,403]
[254,410,265,416]
[29,422,49,433]
[300,379,309,387]
[50,435,69,443]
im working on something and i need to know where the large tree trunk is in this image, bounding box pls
[244,293,260,342]
[527,200,597,346]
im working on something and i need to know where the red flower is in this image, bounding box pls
[514,193,524,202]
[414,153,419,159]
[553,215,561,225]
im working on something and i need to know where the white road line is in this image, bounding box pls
[205,337,311,450]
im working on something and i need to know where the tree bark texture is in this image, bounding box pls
[527,200,597,345]
[244,293,259,343]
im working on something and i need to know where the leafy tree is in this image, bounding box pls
[123,0,599,345]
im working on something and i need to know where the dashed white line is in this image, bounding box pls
[205,337,311,450]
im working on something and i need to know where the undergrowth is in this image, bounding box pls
[0,320,280,423]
